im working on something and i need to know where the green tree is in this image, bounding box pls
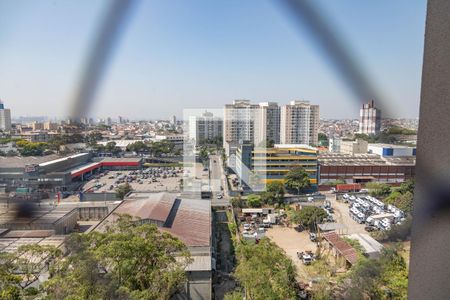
[0,244,62,299]
[398,179,415,194]
[288,206,327,230]
[126,141,149,153]
[115,182,133,200]
[86,131,103,146]
[385,191,414,213]
[43,215,191,299]
[233,239,298,300]
[15,140,48,156]
[246,194,262,208]
[104,141,121,154]
[284,167,311,195]
[338,246,408,300]
[198,146,209,165]
[149,141,175,157]
[366,182,392,197]
[265,181,285,203]
[318,133,329,146]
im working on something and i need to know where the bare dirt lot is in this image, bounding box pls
[266,226,317,280]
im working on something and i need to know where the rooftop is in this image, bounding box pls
[101,157,142,163]
[322,231,358,265]
[347,233,383,255]
[368,143,415,149]
[0,154,61,168]
[318,153,415,166]
[96,192,211,248]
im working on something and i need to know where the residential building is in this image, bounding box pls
[188,111,223,144]
[0,101,12,132]
[340,139,368,155]
[43,121,58,131]
[280,101,319,146]
[223,100,259,155]
[256,102,280,145]
[359,100,381,134]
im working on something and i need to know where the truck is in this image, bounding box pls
[336,183,362,192]
[366,213,395,226]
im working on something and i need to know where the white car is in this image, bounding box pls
[307,197,314,202]
[243,224,251,230]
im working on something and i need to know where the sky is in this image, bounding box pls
[0,0,427,120]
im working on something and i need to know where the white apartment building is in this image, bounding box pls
[256,102,280,145]
[188,111,223,143]
[223,100,260,155]
[359,100,381,134]
[280,100,319,146]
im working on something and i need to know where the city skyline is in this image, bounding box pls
[0,0,426,119]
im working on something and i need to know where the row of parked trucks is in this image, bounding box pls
[343,194,406,231]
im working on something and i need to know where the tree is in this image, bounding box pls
[86,131,103,146]
[104,141,121,155]
[265,181,285,203]
[0,244,62,299]
[366,182,392,197]
[318,133,329,146]
[337,246,408,300]
[385,191,414,213]
[43,215,192,299]
[284,167,311,195]
[198,146,209,165]
[246,194,262,208]
[15,140,48,156]
[126,141,149,153]
[233,239,298,300]
[149,141,175,157]
[115,183,132,200]
[398,179,415,195]
[288,206,327,230]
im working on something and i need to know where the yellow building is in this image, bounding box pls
[237,143,318,190]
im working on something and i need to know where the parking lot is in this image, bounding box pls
[328,194,367,235]
[266,226,318,280]
[344,193,405,230]
[82,167,183,193]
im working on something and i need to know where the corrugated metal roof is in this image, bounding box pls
[97,192,211,248]
[322,231,358,265]
[111,192,175,223]
[2,230,55,238]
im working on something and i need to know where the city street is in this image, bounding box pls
[209,154,230,206]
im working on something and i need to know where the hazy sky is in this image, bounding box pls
[0,0,426,120]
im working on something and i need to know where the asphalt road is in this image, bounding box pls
[209,154,230,206]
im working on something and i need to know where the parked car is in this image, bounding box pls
[309,232,317,242]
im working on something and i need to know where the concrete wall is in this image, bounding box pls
[78,206,110,221]
[80,192,120,201]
